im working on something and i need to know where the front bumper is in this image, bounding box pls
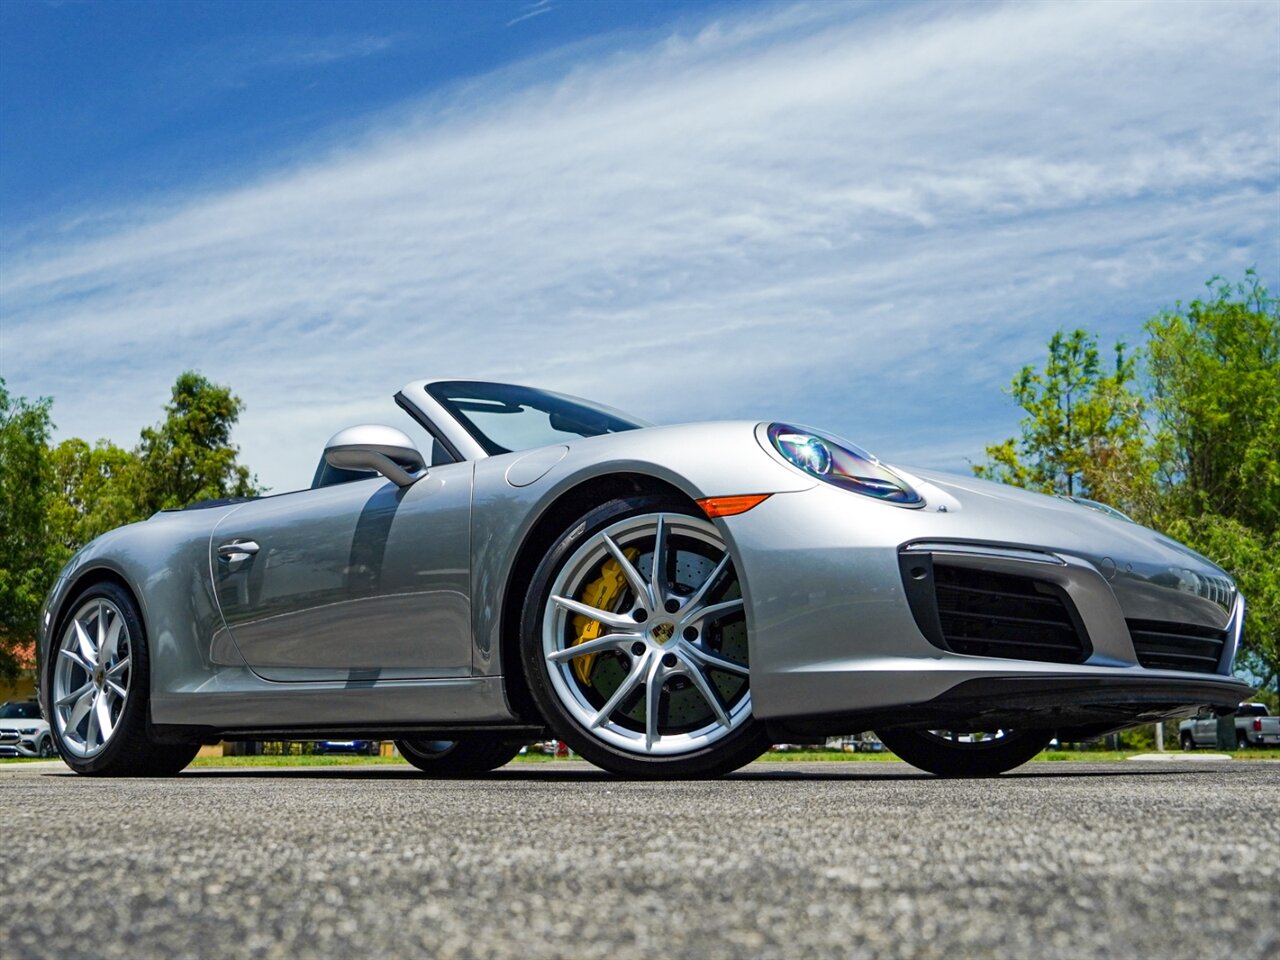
[717,481,1249,733]
[0,731,47,758]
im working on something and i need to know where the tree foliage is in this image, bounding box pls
[134,372,259,513]
[0,381,57,680]
[0,372,260,680]
[974,330,1152,511]
[46,438,138,556]
[1145,272,1280,534]
[1144,272,1280,690]
[978,271,1280,689]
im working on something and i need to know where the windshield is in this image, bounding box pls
[425,381,648,456]
[0,701,42,720]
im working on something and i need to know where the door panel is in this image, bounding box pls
[210,462,473,681]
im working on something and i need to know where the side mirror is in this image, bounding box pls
[324,425,426,487]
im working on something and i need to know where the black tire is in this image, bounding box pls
[1237,735,1249,751]
[1181,732,1195,751]
[395,736,523,776]
[45,581,199,776]
[38,736,55,758]
[520,495,770,779]
[876,727,1052,777]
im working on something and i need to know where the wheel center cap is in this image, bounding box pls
[649,621,675,646]
[93,667,104,687]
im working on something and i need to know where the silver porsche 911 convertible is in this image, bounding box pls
[37,379,1249,778]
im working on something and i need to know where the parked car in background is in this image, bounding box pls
[1180,703,1280,750]
[0,700,56,758]
[313,740,380,756]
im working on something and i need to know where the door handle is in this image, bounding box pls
[217,540,260,563]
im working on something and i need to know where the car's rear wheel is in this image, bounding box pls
[1237,734,1249,751]
[395,736,522,776]
[521,496,769,778]
[47,582,198,776]
[875,727,1051,777]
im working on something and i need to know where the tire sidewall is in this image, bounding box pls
[876,727,1051,777]
[520,495,768,778]
[45,581,152,775]
[395,736,522,776]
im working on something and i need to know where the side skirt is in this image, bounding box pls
[151,675,519,730]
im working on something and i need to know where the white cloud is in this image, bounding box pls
[507,2,554,29]
[2,0,1277,491]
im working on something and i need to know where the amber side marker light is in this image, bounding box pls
[696,494,772,518]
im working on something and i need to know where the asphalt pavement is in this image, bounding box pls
[1,759,1277,960]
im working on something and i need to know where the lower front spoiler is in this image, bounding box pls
[767,674,1253,742]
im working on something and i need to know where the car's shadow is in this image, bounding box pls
[41,761,1233,783]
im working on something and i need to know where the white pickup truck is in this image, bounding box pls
[1180,703,1280,750]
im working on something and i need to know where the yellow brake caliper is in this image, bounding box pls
[571,547,641,685]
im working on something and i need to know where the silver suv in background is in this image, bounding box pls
[0,700,55,758]
[1180,703,1280,750]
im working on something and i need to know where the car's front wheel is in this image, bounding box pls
[47,581,198,776]
[395,736,523,776]
[521,496,769,778]
[1181,732,1195,751]
[875,727,1052,777]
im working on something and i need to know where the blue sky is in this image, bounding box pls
[2,0,1277,492]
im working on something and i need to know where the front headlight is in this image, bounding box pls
[18,727,37,735]
[766,423,923,505]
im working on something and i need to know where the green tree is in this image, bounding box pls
[1144,272,1280,690]
[975,329,1153,514]
[0,380,57,681]
[1145,271,1280,534]
[46,437,140,556]
[133,372,260,513]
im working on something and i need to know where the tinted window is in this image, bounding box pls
[0,701,42,719]
[426,381,647,456]
[1238,704,1268,717]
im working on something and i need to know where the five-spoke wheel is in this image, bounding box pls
[46,581,198,776]
[523,496,768,778]
[52,596,133,760]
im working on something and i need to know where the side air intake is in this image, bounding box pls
[900,555,1090,665]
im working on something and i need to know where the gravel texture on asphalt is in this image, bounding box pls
[1,759,1277,960]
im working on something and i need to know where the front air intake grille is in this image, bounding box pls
[1128,620,1226,674]
[930,564,1090,664]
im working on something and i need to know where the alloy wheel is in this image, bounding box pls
[52,598,132,759]
[540,511,752,757]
